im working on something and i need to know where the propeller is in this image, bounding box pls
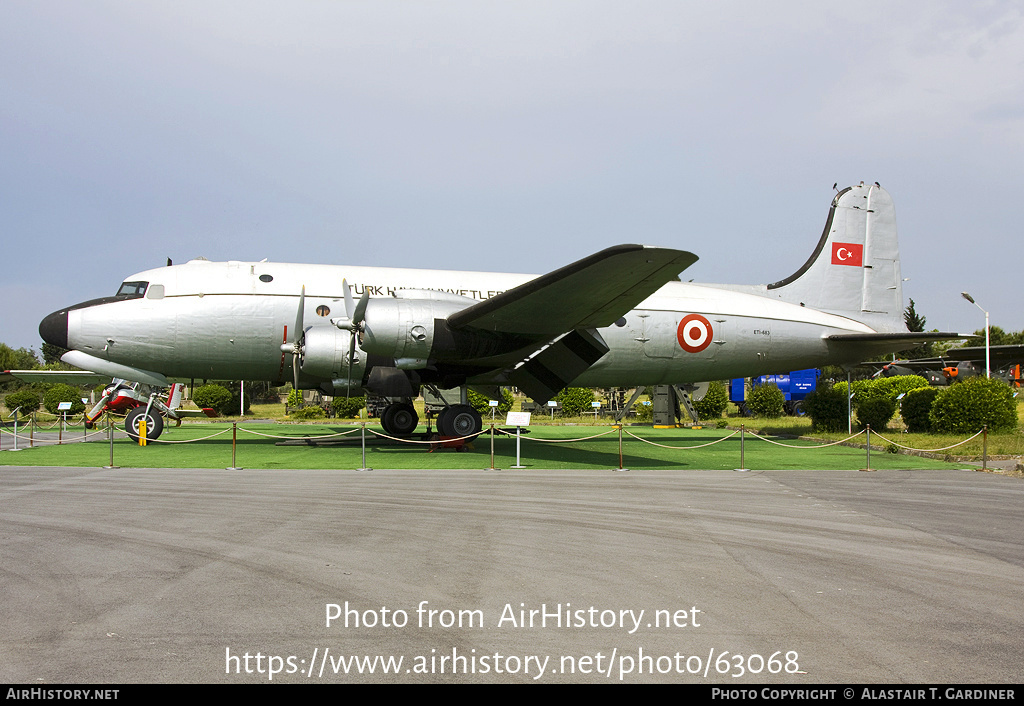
[280,286,307,389]
[333,279,369,396]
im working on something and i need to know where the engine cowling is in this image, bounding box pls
[299,327,367,393]
[359,290,475,369]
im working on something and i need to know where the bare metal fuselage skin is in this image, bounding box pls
[54,260,880,388]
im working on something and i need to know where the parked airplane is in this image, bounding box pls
[868,344,1024,386]
[36,182,961,441]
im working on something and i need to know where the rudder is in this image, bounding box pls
[764,182,904,332]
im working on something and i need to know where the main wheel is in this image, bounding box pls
[125,406,164,442]
[437,404,482,439]
[381,403,419,436]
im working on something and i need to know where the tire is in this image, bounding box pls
[437,404,482,439]
[382,403,418,436]
[125,406,164,442]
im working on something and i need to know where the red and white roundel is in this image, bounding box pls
[677,314,714,353]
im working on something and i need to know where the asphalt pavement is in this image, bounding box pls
[1,465,1021,683]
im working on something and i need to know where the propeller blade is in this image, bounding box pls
[353,290,369,327]
[294,285,306,343]
[342,279,355,321]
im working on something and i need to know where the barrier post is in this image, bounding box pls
[139,418,146,446]
[615,425,628,471]
[357,423,372,471]
[487,423,498,471]
[861,425,873,472]
[30,412,35,447]
[227,422,242,470]
[104,412,119,469]
[735,424,749,471]
[59,415,63,445]
[10,408,17,452]
[982,425,988,471]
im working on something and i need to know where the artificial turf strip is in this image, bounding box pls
[0,423,968,471]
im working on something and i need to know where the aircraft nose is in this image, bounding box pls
[39,309,69,349]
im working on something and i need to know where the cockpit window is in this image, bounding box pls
[116,281,148,298]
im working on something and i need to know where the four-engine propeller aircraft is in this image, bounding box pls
[35,182,963,441]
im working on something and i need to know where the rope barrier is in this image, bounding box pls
[744,429,866,449]
[367,427,484,445]
[493,426,614,442]
[235,426,362,440]
[622,427,739,449]
[146,428,233,443]
[869,428,986,453]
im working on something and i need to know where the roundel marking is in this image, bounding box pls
[677,314,714,353]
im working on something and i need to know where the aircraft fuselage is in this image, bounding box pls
[44,258,886,391]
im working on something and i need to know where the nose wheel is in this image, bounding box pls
[125,406,164,442]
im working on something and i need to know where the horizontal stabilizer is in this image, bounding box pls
[448,245,697,336]
[827,332,971,349]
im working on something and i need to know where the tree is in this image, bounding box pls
[42,343,69,366]
[901,299,933,359]
[43,384,86,415]
[554,387,595,417]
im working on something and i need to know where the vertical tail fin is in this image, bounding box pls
[765,182,904,331]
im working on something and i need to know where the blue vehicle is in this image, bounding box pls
[730,369,820,415]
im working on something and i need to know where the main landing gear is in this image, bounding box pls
[377,400,483,440]
[380,402,419,436]
[435,404,483,439]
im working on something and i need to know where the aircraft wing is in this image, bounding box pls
[944,344,1024,364]
[1,369,111,385]
[447,244,698,336]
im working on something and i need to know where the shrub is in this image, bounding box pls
[286,388,303,408]
[291,405,326,420]
[835,375,930,406]
[555,387,595,417]
[332,396,365,419]
[192,384,234,415]
[43,384,86,415]
[900,387,939,433]
[929,377,1017,434]
[802,384,849,433]
[4,389,41,414]
[747,383,785,418]
[855,396,897,431]
[693,381,728,419]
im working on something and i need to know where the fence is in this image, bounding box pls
[1,414,996,472]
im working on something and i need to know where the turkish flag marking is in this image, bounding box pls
[831,242,863,266]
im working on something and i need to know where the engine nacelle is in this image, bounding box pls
[300,327,367,392]
[360,290,474,368]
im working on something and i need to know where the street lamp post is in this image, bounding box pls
[961,292,990,378]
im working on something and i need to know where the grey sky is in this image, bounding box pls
[2,1,1022,354]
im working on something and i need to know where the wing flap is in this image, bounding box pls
[447,245,698,336]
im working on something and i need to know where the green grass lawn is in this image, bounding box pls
[0,420,971,471]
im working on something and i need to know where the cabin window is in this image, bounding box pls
[316,305,330,317]
[146,284,165,299]
[116,281,148,298]
[259,274,273,283]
